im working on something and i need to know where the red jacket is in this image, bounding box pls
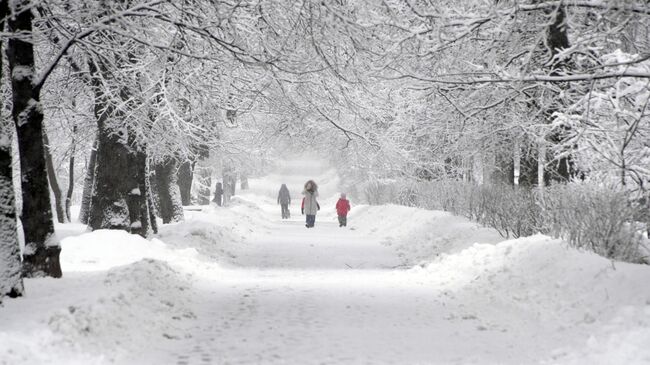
[336,198,351,216]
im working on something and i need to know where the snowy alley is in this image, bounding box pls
[5,2,650,364]
[2,160,650,365]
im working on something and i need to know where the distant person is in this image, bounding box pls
[336,193,351,227]
[301,180,320,228]
[212,182,223,206]
[278,184,291,219]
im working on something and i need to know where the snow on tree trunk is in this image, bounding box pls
[78,138,97,224]
[7,3,62,278]
[43,131,68,223]
[145,166,158,235]
[87,49,153,237]
[538,141,546,201]
[513,137,521,186]
[0,4,24,297]
[472,153,483,185]
[154,158,184,224]
[240,174,249,190]
[177,160,193,206]
[195,163,211,205]
[222,167,235,206]
[126,150,152,237]
[542,2,576,182]
[0,126,23,299]
[89,123,151,237]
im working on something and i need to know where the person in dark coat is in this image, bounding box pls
[301,180,319,228]
[335,193,351,227]
[213,182,223,206]
[278,184,291,219]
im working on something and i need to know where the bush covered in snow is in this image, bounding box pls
[361,178,649,263]
[542,183,649,263]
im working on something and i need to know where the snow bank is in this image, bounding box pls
[413,235,650,364]
[48,259,194,356]
[350,204,503,264]
[0,259,194,364]
[60,230,177,271]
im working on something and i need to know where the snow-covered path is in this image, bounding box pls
[128,212,560,365]
[140,217,517,365]
[2,161,650,365]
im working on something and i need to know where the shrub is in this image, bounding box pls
[540,183,649,263]
[359,177,649,263]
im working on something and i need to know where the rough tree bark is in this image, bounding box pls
[177,160,193,205]
[43,131,68,223]
[89,118,152,237]
[78,137,97,224]
[154,158,184,224]
[7,2,62,278]
[145,165,158,234]
[89,123,152,237]
[0,121,23,299]
[0,0,25,297]
[87,58,152,237]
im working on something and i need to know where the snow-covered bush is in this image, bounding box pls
[475,184,541,239]
[411,181,540,239]
[540,183,649,264]
[370,177,648,263]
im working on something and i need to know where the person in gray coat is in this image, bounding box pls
[301,180,319,228]
[278,184,291,219]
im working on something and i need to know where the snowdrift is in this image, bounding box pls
[412,235,650,364]
[0,257,194,365]
[350,204,504,265]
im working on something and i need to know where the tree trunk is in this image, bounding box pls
[0,122,23,299]
[240,174,249,190]
[222,172,233,207]
[544,2,576,182]
[65,125,77,221]
[0,0,25,297]
[154,158,184,224]
[146,165,158,234]
[78,137,97,224]
[538,141,546,201]
[89,120,152,237]
[126,149,152,237]
[196,163,211,205]
[472,153,483,185]
[7,3,61,278]
[177,160,193,205]
[513,137,521,186]
[43,131,68,223]
[87,59,151,236]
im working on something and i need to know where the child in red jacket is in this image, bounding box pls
[335,193,351,227]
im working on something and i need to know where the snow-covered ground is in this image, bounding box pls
[2,160,650,364]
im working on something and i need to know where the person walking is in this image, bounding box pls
[301,180,319,228]
[335,193,351,227]
[278,184,291,219]
[212,182,223,206]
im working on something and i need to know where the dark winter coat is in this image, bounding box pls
[278,184,291,205]
[214,182,223,195]
[336,198,351,216]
